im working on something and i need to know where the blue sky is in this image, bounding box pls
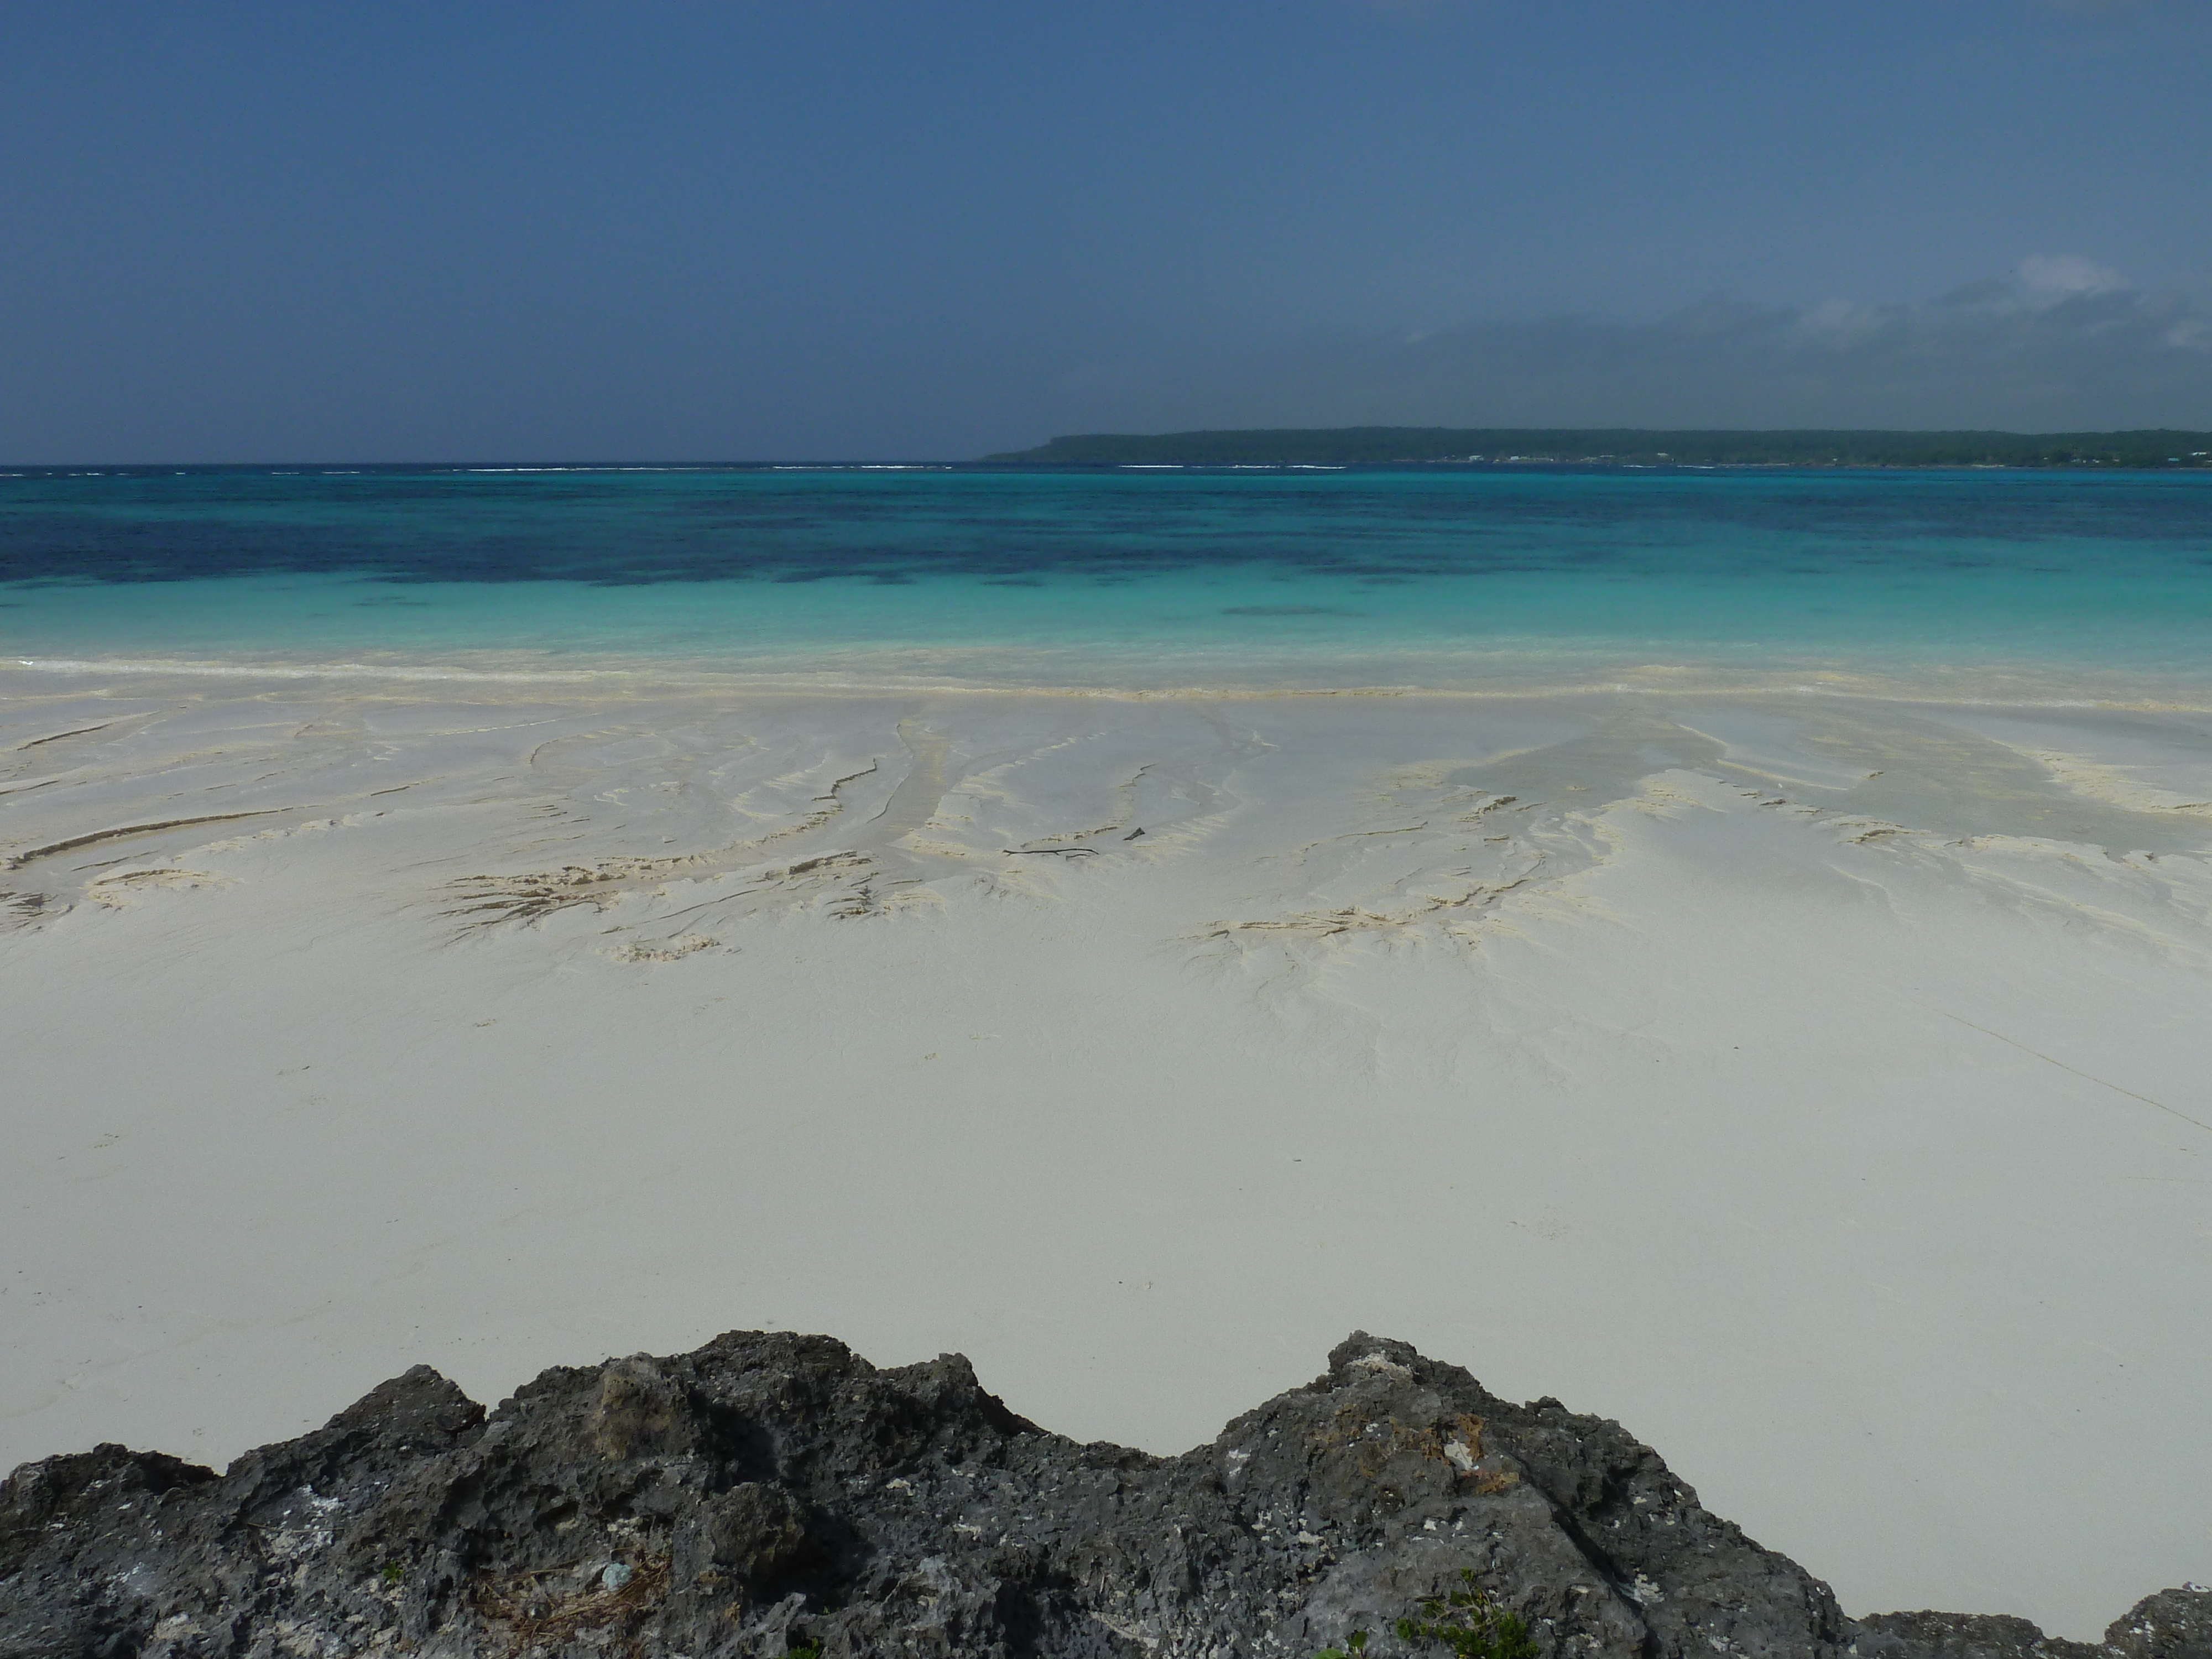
[4,1,2210,460]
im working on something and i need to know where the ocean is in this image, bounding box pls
[3,463,2209,702]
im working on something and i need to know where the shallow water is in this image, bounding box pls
[3,465,2209,699]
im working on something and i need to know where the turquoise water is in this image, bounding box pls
[2,465,2208,700]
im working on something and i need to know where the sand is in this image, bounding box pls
[2,666,2209,1636]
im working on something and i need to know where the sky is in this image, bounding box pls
[4,0,2211,461]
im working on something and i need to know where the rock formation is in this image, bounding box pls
[2,1331,2205,1657]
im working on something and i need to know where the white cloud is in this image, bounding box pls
[1049,265,2212,432]
[1791,298,1891,343]
[2018,254,2130,300]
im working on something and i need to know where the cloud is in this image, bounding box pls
[1050,262,2212,432]
[2017,254,2130,298]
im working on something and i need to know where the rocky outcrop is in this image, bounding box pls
[1,1331,2203,1658]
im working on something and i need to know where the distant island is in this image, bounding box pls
[985,427,2212,468]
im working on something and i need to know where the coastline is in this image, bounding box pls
[3,665,2210,1635]
[13,648,2212,712]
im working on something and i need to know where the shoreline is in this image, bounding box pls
[12,655,2212,713]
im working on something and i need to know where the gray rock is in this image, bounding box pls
[0,1330,2202,1658]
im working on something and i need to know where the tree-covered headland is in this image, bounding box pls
[985,428,2212,468]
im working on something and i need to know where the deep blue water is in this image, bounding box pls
[2,465,2209,698]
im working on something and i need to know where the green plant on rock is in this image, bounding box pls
[1315,1632,1369,1659]
[1391,1571,1537,1659]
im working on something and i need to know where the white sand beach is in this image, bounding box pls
[3,666,2209,1636]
